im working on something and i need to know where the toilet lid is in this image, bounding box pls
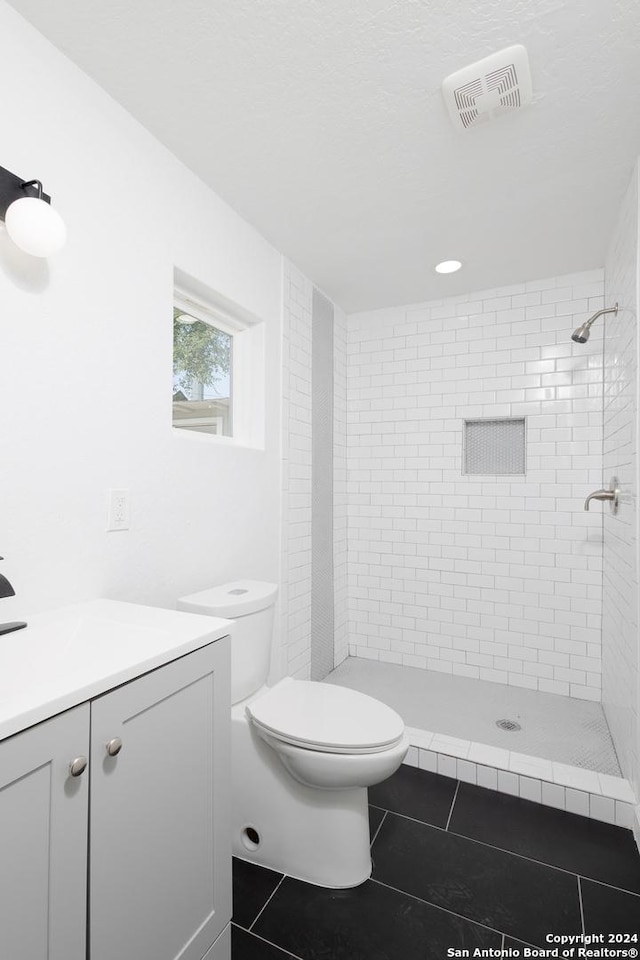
[246,678,405,754]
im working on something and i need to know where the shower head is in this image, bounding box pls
[571,322,591,344]
[571,303,618,344]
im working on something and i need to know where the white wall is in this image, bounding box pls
[347,270,605,700]
[603,162,640,800]
[280,260,313,677]
[0,2,283,622]
[280,260,345,679]
[334,301,349,667]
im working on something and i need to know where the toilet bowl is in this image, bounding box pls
[247,677,408,789]
[178,580,408,887]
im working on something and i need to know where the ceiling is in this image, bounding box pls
[7,0,640,312]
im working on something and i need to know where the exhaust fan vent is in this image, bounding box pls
[442,44,532,131]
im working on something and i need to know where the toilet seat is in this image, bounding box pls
[246,678,405,755]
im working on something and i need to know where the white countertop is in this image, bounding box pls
[0,598,233,741]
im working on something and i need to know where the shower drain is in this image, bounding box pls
[496,719,521,731]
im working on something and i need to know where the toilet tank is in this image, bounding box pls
[177,581,278,704]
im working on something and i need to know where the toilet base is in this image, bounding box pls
[232,704,372,888]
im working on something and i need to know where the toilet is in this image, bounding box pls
[177,580,408,888]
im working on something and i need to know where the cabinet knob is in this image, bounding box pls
[106,737,123,757]
[69,756,88,778]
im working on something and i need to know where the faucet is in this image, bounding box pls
[584,478,619,513]
[0,557,27,636]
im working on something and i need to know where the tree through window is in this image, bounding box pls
[172,308,233,435]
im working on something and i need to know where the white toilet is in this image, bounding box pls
[177,580,408,888]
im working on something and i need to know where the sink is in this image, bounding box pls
[0,598,233,741]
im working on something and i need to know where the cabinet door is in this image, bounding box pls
[0,704,90,960]
[89,640,231,960]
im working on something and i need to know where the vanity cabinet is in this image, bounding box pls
[0,703,90,960]
[0,639,231,960]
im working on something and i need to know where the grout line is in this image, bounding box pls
[382,807,577,873]
[248,875,287,933]
[371,877,511,942]
[445,820,637,892]
[369,808,453,833]
[370,809,388,847]
[232,922,304,960]
[504,934,540,950]
[381,808,640,894]
[577,877,586,936]
[577,874,640,899]
[445,780,461,831]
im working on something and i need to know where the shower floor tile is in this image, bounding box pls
[325,657,621,775]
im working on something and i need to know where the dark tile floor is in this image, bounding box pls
[231,764,640,959]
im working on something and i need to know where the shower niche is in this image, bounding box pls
[463,417,526,476]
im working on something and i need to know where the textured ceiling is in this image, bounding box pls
[7,0,640,311]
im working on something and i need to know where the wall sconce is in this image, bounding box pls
[0,164,66,257]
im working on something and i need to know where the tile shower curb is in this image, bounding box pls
[402,726,639,836]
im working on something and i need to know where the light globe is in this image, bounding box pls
[5,196,66,257]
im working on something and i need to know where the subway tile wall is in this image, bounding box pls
[403,727,636,828]
[346,270,606,700]
[602,163,639,798]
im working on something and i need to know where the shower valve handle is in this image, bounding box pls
[584,478,619,514]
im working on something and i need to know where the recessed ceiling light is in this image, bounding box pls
[435,260,462,274]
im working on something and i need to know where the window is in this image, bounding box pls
[172,308,233,436]
[172,269,266,448]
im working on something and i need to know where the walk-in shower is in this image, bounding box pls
[319,258,638,821]
[571,302,618,342]
[280,173,640,823]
